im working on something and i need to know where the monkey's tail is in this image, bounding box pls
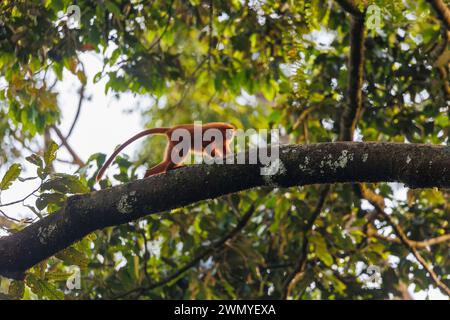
[96,127,170,182]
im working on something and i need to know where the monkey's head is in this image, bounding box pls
[223,123,236,130]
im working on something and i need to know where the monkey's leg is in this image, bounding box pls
[224,141,232,155]
[144,162,186,177]
[208,143,223,158]
[213,147,223,158]
[144,141,176,178]
[165,144,189,172]
[144,162,169,178]
[168,164,186,171]
[164,155,188,172]
[145,142,189,177]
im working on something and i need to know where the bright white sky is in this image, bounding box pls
[0,50,447,299]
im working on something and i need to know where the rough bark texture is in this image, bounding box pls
[1,142,450,279]
[339,14,365,141]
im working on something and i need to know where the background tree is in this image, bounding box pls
[0,0,449,299]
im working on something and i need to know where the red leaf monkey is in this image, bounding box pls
[96,122,236,181]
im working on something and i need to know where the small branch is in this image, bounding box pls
[55,158,83,165]
[429,27,450,99]
[283,185,330,299]
[416,234,450,247]
[208,0,214,72]
[359,185,450,296]
[171,56,208,110]
[0,185,41,208]
[148,0,174,51]
[112,204,256,299]
[429,27,448,62]
[138,228,151,283]
[427,0,450,29]
[368,227,450,249]
[65,80,86,140]
[437,66,450,98]
[292,106,317,131]
[51,126,85,167]
[0,209,23,223]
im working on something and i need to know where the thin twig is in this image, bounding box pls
[51,126,85,167]
[0,185,41,208]
[0,209,23,223]
[168,56,208,111]
[66,71,86,140]
[208,0,214,73]
[368,227,450,249]
[148,0,174,51]
[138,228,151,283]
[283,185,330,299]
[292,106,317,131]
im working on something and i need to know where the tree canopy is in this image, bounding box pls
[0,0,449,300]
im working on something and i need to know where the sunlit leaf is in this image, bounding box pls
[0,163,22,191]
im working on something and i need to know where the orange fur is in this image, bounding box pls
[96,122,236,181]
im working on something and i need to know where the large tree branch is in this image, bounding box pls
[335,0,364,17]
[339,13,366,141]
[0,142,450,279]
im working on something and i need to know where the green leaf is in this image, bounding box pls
[41,174,89,194]
[76,71,87,85]
[104,1,122,17]
[93,72,103,84]
[44,140,58,168]
[26,274,64,300]
[310,233,334,267]
[37,167,49,180]
[87,152,106,167]
[45,272,76,282]
[35,193,67,211]
[0,163,22,190]
[8,280,25,299]
[85,232,97,241]
[0,277,11,295]
[55,247,89,269]
[25,154,43,168]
